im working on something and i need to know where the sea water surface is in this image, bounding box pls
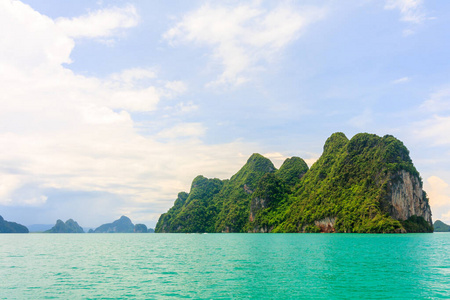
[1,233,449,299]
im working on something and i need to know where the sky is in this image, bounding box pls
[1,0,450,228]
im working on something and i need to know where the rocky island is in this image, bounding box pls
[46,219,84,233]
[156,133,433,233]
[434,220,450,232]
[93,216,135,233]
[0,215,29,233]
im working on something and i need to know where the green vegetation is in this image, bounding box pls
[434,220,450,232]
[0,215,29,233]
[401,216,433,233]
[155,133,433,233]
[46,219,84,233]
[155,176,224,232]
[273,133,424,233]
[214,154,276,232]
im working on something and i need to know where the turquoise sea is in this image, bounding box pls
[1,233,449,299]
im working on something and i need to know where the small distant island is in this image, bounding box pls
[93,216,134,233]
[3,216,155,234]
[434,220,450,232]
[90,216,155,233]
[0,215,29,233]
[156,132,433,233]
[46,219,84,233]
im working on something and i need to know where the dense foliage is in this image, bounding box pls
[401,216,433,233]
[155,176,224,232]
[156,133,432,233]
[0,215,29,233]
[214,154,276,232]
[46,219,84,233]
[272,133,424,233]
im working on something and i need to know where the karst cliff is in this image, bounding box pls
[156,133,433,233]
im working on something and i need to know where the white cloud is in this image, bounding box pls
[0,1,252,223]
[164,101,199,115]
[415,115,450,145]
[0,174,22,204]
[110,68,157,86]
[263,152,319,168]
[81,105,131,125]
[22,196,48,206]
[55,4,139,39]
[384,0,426,24]
[441,210,450,223]
[413,87,450,145]
[425,176,450,208]
[157,123,206,139]
[421,87,450,113]
[264,152,289,168]
[163,81,188,98]
[165,2,326,87]
[384,0,430,35]
[391,77,410,84]
[0,0,73,68]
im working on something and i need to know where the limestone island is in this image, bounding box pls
[0,215,29,233]
[46,219,84,233]
[434,220,450,232]
[156,133,433,233]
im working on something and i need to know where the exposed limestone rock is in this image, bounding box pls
[388,170,432,225]
[314,217,336,233]
[156,133,433,233]
[243,184,253,194]
[249,197,266,222]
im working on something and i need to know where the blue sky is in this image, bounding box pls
[1,0,450,228]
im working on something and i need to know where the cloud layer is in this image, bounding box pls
[0,1,252,225]
[164,2,326,87]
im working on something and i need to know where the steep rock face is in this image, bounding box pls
[388,170,432,225]
[156,132,433,233]
[0,215,29,233]
[274,133,433,233]
[314,217,336,233]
